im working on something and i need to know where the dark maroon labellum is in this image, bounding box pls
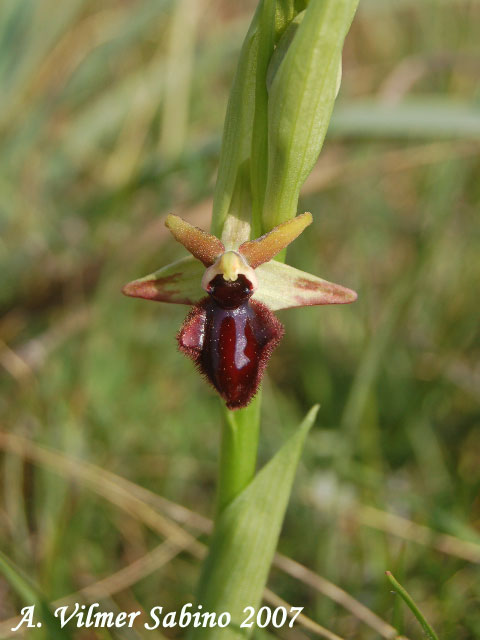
[178,274,284,409]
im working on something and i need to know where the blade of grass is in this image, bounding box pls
[264,589,345,640]
[0,539,194,639]
[0,0,83,127]
[160,0,203,160]
[330,99,480,139]
[0,430,411,639]
[386,571,440,640]
[274,555,401,640]
[0,550,72,640]
[310,499,480,565]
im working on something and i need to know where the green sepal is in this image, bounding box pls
[262,0,359,231]
[122,256,205,305]
[253,260,357,311]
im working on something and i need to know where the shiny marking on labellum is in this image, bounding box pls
[178,274,283,409]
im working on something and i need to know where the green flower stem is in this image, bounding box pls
[216,392,262,514]
[194,3,359,634]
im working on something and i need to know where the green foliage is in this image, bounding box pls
[211,0,304,237]
[191,406,319,639]
[0,551,72,640]
[212,0,359,237]
[263,0,358,231]
[204,3,359,631]
[1,1,480,639]
[386,572,440,640]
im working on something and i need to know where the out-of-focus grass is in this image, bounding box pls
[0,1,479,638]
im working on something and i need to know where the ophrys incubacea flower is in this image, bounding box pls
[123,213,356,409]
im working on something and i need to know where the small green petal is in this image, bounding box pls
[253,260,357,311]
[122,256,205,305]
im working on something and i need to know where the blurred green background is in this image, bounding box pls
[1,0,479,638]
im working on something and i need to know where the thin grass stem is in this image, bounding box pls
[386,571,440,640]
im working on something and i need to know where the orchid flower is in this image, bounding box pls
[122,212,357,410]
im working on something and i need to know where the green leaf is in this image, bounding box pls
[211,1,302,238]
[210,7,261,238]
[273,0,307,40]
[189,405,319,639]
[250,0,276,239]
[262,0,359,231]
[266,11,305,93]
[0,550,73,640]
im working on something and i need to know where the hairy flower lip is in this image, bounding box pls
[123,212,357,408]
[178,297,284,410]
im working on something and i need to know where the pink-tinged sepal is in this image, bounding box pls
[253,260,357,311]
[122,257,205,305]
[178,298,284,410]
